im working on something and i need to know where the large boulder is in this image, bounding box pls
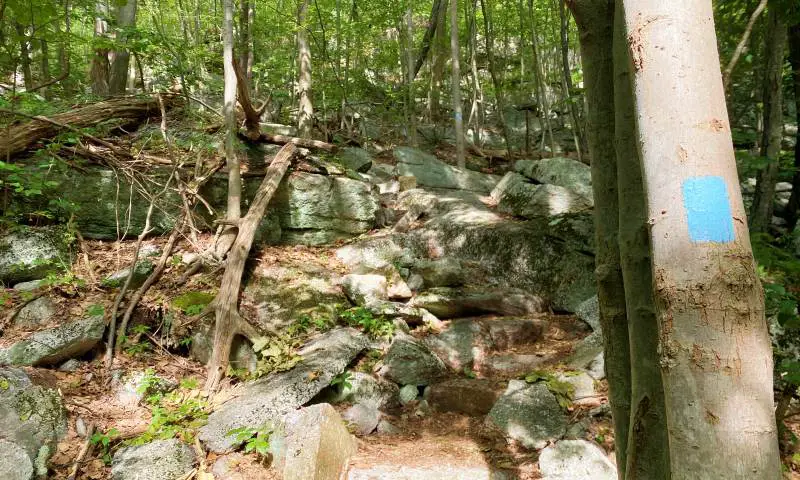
[111,439,196,480]
[0,368,68,479]
[199,328,368,452]
[341,274,388,306]
[538,440,617,480]
[339,147,373,173]
[393,147,499,194]
[409,287,547,319]
[0,316,106,366]
[315,372,400,410]
[514,158,593,201]
[269,403,357,480]
[0,226,72,285]
[427,379,501,416]
[13,296,57,329]
[496,181,592,219]
[486,381,567,449]
[378,332,448,385]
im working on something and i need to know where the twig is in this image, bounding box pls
[67,423,95,480]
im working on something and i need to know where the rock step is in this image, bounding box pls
[346,464,509,480]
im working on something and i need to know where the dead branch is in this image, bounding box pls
[257,132,338,152]
[233,58,267,140]
[204,143,297,392]
[66,423,95,480]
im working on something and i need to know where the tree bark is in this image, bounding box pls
[429,0,449,122]
[109,0,137,95]
[450,0,465,167]
[297,0,314,139]
[216,0,241,260]
[90,0,110,96]
[479,0,510,154]
[750,5,787,234]
[559,0,586,159]
[621,0,781,477]
[405,3,418,146]
[204,144,297,391]
[567,1,631,475]
[467,0,483,146]
[15,22,33,91]
[783,24,800,231]
[612,2,669,478]
[238,0,254,80]
[722,0,768,93]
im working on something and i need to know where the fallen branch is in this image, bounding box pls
[204,143,297,391]
[0,95,176,158]
[257,132,337,152]
[67,423,95,480]
[234,58,268,140]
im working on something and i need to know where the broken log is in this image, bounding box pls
[204,142,297,391]
[233,58,267,140]
[0,95,176,158]
[257,132,337,152]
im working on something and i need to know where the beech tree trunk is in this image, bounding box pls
[783,24,800,231]
[750,5,787,234]
[109,0,137,95]
[621,1,781,477]
[429,0,449,122]
[90,1,110,96]
[204,144,297,391]
[297,0,314,139]
[450,0,465,167]
[216,0,241,259]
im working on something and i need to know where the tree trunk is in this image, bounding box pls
[450,0,465,167]
[559,0,586,159]
[109,0,137,95]
[528,0,556,154]
[216,0,241,259]
[90,1,110,96]
[15,22,33,91]
[612,2,669,478]
[621,1,781,477]
[204,144,297,391]
[567,1,631,475]
[783,24,800,231]
[429,0,449,122]
[722,0,768,93]
[297,0,314,139]
[479,0,510,154]
[467,0,483,146]
[750,5,787,234]
[412,0,444,79]
[238,0,253,80]
[405,3,418,146]
[40,39,51,98]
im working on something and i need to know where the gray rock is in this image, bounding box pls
[0,316,105,366]
[407,273,424,291]
[190,323,258,373]
[376,419,401,435]
[336,237,414,274]
[413,258,465,287]
[347,463,509,480]
[423,318,482,371]
[367,163,396,180]
[427,379,501,416]
[575,296,600,331]
[0,227,72,285]
[483,353,547,377]
[514,158,593,201]
[316,372,400,410]
[13,279,46,291]
[102,260,155,289]
[568,331,604,371]
[538,440,616,480]
[13,296,57,329]
[0,440,33,480]
[486,381,567,449]
[270,403,357,480]
[343,402,381,435]
[399,384,420,405]
[339,147,374,173]
[497,182,592,219]
[58,359,84,372]
[365,301,443,329]
[586,352,605,381]
[557,372,597,406]
[394,147,500,194]
[0,368,67,478]
[385,268,413,300]
[199,328,368,452]
[111,439,196,480]
[409,287,547,319]
[378,332,448,386]
[490,172,529,203]
[116,370,178,407]
[342,274,388,306]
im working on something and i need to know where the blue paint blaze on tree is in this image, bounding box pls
[682,176,735,243]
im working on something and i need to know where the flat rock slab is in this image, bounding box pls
[270,403,357,480]
[347,464,510,480]
[111,439,196,480]
[394,147,500,194]
[315,372,400,410]
[538,440,616,480]
[426,378,501,416]
[0,316,105,366]
[486,381,567,450]
[199,328,368,453]
[378,332,448,386]
[409,287,547,319]
[514,158,593,202]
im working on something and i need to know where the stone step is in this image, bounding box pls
[346,464,510,480]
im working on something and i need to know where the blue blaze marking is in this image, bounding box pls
[682,176,735,243]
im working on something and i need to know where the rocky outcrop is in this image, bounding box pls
[0,316,106,366]
[0,368,68,479]
[0,226,72,285]
[111,439,196,480]
[393,147,499,194]
[409,287,547,319]
[199,328,367,452]
[514,158,593,202]
[315,372,400,410]
[378,332,448,386]
[12,297,57,329]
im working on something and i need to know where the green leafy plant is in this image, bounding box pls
[85,304,105,317]
[524,369,575,409]
[338,306,395,338]
[232,335,303,380]
[227,424,273,457]
[128,386,209,446]
[330,371,353,393]
[90,427,120,465]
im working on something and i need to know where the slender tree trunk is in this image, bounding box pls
[450,0,465,167]
[722,0,768,93]
[467,0,483,146]
[528,0,556,154]
[40,39,51,98]
[567,2,631,475]
[621,1,781,477]
[559,0,586,159]
[784,24,800,231]
[480,0,510,154]
[612,2,669,478]
[216,0,241,259]
[238,0,253,80]
[109,0,137,95]
[90,1,110,96]
[430,0,449,122]
[15,22,33,90]
[405,3,418,146]
[297,0,314,139]
[750,5,787,234]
